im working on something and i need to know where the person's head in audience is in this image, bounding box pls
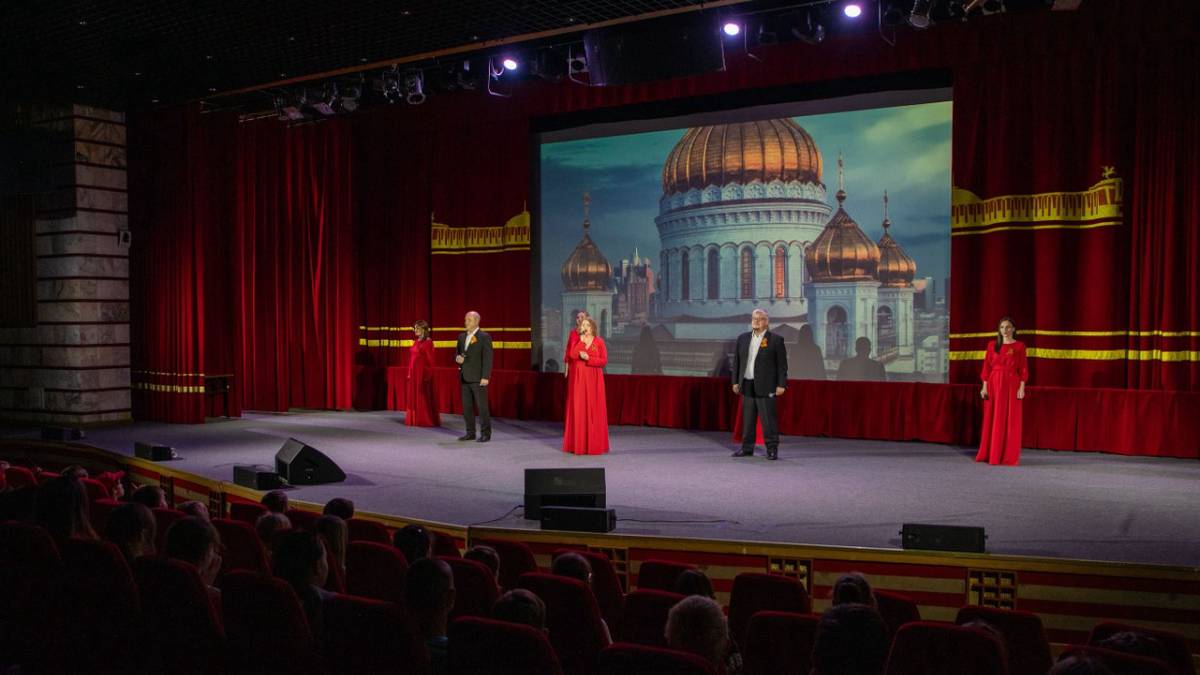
[33,475,97,541]
[831,572,876,608]
[811,603,889,675]
[177,500,210,521]
[129,484,167,509]
[465,545,500,583]
[961,619,1007,662]
[61,464,89,479]
[1049,655,1116,675]
[406,557,456,639]
[492,589,546,632]
[314,514,348,573]
[393,523,432,564]
[261,490,289,513]
[551,551,593,587]
[1095,631,1169,664]
[165,516,222,587]
[272,530,329,630]
[674,569,716,599]
[105,502,157,561]
[95,470,125,499]
[666,595,729,670]
[323,497,354,520]
[256,511,292,549]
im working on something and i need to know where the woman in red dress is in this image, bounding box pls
[976,317,1028,466]
[563,317,609,455]
[405,320,440,427]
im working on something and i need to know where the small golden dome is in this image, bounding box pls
[877,191,916,288]
[805,153,879,282]
[561,194,612,292]
[662,118,823,195]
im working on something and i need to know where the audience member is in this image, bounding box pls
[1094,631,1170,664]
[831,572,876,608]
[407,557,456,675]
[128,484,168,509]
[810,603,889,675]
[33,474,97,542]
[176,500,210,521]
[674,569,716,599]
[464,544,501,583]
[314,514,348,578]
[393,523,432,564]
[256,511,292,551]
[104,502,157,561]
[666,595,730,673]
[261,489,289,513]
[491,589,547,632]
[272,530,332,634]
[165,516,223,612]
[1049,655,1116,675]
[551,551,593,586]
[94,470,125,499]
[61,464,89,479]
[323,497,355,520]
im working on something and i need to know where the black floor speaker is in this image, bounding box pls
[41,426,85,441]
[540,506,616,533]
[233,464,284,490]
[275,438,346,485]
[134,441,175,461]
[901,523,987,553]
[524,468,605,520]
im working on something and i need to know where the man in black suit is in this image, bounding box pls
[731,309,788,460]
[455,310,493,442]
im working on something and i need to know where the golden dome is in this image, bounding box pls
[561,194,612,292]
[661,118,823,195]
[805,153,879,283]
[877,192,916,288]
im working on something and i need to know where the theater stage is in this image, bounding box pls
[71,410,1200,567]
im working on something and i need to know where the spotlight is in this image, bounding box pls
[404,70,425,105]
[382,66,403,104]
[843,3,863,18]
[567,50,588,75]
[908,0,934,27]
[501,57,518,71]
[882,1,908,26]
[791,9,826,44]
[310,84,337,116]
[722,21,741,36]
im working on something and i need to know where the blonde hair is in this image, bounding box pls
[580,317,599,336]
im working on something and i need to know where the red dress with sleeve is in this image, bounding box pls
[563,336,610,455]
[404,338,440,427]
[976,340,1028,466]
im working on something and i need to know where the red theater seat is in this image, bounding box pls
[347,517,391,544]
[449,616,564,675]
[346,540,408,604]
[322,594,429,674]
[153,507,187,552]
[433,530,462,557]
[555,548,626,631]
[1088,622,1196,675]
[222,570,320,675]
[618,589,684,647]
[1060,645,1175,675]
[957,605,1052,675]
[727,572,812,649]
[742,610,820,675]
[597,643,717,675]
[477,538,540,590]
[636,559,695,592]
[132,557,224,675]
[212,517,271,575]
[444,556,501,619]
[285,507,320,531]
[875,589,922,637]
[36,470,60,484]
[227,500,267,524]
[885,621,1008,675]
[80,476,112,501]
[519,572,610,675]
[3,465,38,489]
[0,522,61,667]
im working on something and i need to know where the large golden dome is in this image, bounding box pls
[877,192,916,288]
[805,155,879,282]
[661,118,823,195]
[561,195,612,292]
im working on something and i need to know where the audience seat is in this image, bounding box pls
[227,500,267,524]
[727,572,811,649]
[212,517,271,576]
[636,559,695,592]
[1060,645,1175,675]
[153,506,188,552]
[449,615,564,675]
[742,610,820,675]
[0,522,62,667]
[3,465,38,490]
[322,594,429,674]
[132,557,225,675]
[347,517,391,544]
[324,544,347,593]
[89,497,122,537]
[885,620,1008,675]
[875,589,922,637]
[957,605,1052,675]
[597,643,717,675]
[519,572,611,675]
[35,470,60,484]
[1088,621,1197,675]
[80,476,112,501]
[346,540,408,605]
[555,548,626,631]
[222,570,320,675]
[285,508,320,531]
[618,589,684,647]
[476,538,540,590]
[433,530,462,558]
[443,556,501,619]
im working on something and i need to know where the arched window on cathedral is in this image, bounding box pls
[877,306,896,360]
[774,245,787,298]
[740,247,754,299]
[601,309,609,337]
[826,306,849,359]
[707,248,720,300]
[680,250,690,301]
[661,252,670,300]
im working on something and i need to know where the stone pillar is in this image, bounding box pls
[0,104,130,425]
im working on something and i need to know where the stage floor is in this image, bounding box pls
[73,410,1200,567]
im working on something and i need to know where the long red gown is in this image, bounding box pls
[404,338,440,427]
[563,336,609,455]
[976,340,1028,466]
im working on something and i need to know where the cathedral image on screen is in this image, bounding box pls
[546,113,950,382]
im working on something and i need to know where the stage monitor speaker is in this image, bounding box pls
[233,464,284,490]
[134,441,175,461]
[41,426,85,441]
[275,438,346,485]
[901,523,986,553]
[583,12,725,86]
[540,506,616,533]
[524,468,605,520]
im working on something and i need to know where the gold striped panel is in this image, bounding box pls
[357,338,531,349]
[1021,584,1200,611]
[950,348,1200,362]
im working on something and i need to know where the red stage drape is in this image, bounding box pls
[128,0,1200,448]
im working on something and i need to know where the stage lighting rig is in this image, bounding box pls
[404,70,426,105]
[908,0,934,27]
[382,65,403,104]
